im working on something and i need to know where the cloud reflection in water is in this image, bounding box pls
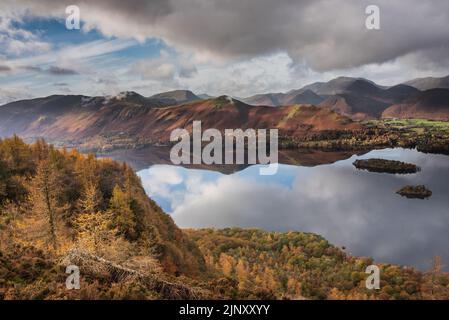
[138,149,449,271]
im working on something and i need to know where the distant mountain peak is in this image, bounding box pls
[404,75,449,90]
[114,91,143,99]
[198,93,214,99]
[150,90,200,104]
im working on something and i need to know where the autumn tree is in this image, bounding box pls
[79,182,102,213]
[428,256,446,298]
[29,157,63,251]
[75,153,103,212]
[31,138,51,162]
[75,165,116,253]
[75,210,114,254]
[219,253,234,277]
[109,185,138,241]
[0,157,7,202]
[75,182,109,252]
[235,259,252,291]
[0,134,33,175]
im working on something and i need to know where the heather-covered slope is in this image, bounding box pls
[382,89,449,120]
[0,92,170,138]
[0,95,360,148]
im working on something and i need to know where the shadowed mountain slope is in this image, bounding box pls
[405,75,449,90]
[0,95,360,147]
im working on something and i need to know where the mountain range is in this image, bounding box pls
[1,75,449,147]
[243,76,449,120]
[0,93,359,149]
[404,75,449,91]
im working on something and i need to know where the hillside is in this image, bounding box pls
[0,95,360,150]
[1,82,449,152]
[1,137,449,300]
[405,75,449,90]
[242,77,420,120]
[243,89,324,107]
[139,96,359,138]
[0,92,172,138]
[317,82,414,120]
[242,77,377,107]
[382,89,449,120]
[302,77,385,96]
[243,77,449,120]
[187,228,449,300]
[150,90,201,104]
[0,136,205,278]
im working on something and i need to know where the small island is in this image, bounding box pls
[353,158,421,174]
[396,185,432,199]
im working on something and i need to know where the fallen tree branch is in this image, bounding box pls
[61,249,210,300]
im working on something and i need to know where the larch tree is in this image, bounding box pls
[74,154,115,254]
[75,181,110,253]
[0,157,7,201]
[30,157,63,251]
[109,185,137,241]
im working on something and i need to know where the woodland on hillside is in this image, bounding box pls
[0,135,206,299]
[0,136,448,300]
[187,229,449,300]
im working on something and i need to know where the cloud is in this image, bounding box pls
[0,14,52,56]
[0,85,33,104]
[3,0,449,72]
[133,50,197,81]
[140,165,184,199]
[3,38,52,55]
[135,60,176,81]
[2,1,449,100]
[181,53,297,97]
[18,65,78,76]
[2,38,136,82]
[0,65,11,72]
[47,66,78,75]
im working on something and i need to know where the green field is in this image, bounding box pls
[365,119,449,129]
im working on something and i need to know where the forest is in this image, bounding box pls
[0,136,448,300]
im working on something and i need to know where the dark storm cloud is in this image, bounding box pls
[47,66,78,75]
[21,65,42,72]
[0,65,11,72]
[4,0,449,71]
[20,65,78,75]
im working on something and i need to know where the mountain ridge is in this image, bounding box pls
[404,75,449,90]
[2,74,449,145]
[0,94,361,149]
[243,76,449,120]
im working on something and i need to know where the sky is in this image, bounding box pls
[1,0,449,104]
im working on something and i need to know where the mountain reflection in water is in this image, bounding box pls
[108,147,449,271]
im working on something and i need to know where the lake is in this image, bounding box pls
[123,148,449,271]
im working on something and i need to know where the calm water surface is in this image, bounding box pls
[133,148,449,271]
